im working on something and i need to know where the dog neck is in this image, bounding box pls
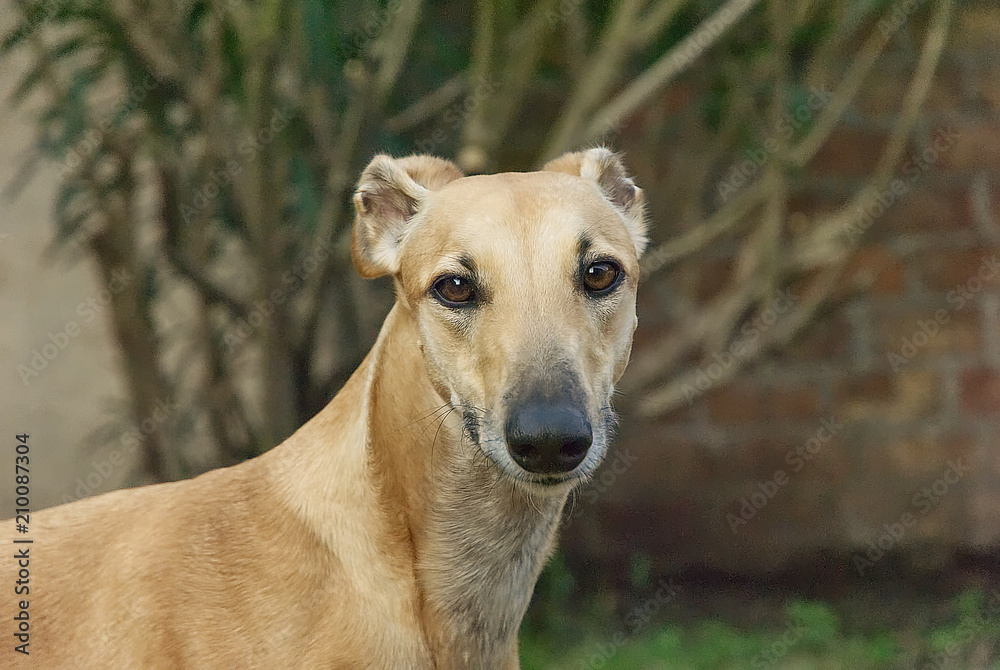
[365,303,568,667]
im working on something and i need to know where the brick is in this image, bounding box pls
[961,368,1000,415]
[621,432,728,495]
[705,383,761,424]
[918,246,1000,292]
[630,315,682,351]
[642,440,713,492]
[922,60,969,114]
[987,181,1000,239]
[855,66,913,118]
[695,257,734,302]
[782,480,841,529]
[812,127,889,177]
[769,385,823,421]
[705,381,821,425]
[645,393,697,424]
[562,25,1000,572]
[787,191,848,220]
[793,438,850,484]
[840,433,973,540]
[845,245,906,295]
[836,371,894,416]
[970,492,1000,546]
[655,442,708,490]
[879,183,974,235]
[784,310,851,362]
[656,82,695,116]
[971,64,1000,112]
[883,433,974,479]
[728,431,848,488]
[835,369,939,422]
[955,5,1000,53]
[734,437,797,483]
[940,123,1000,172]
[877,308,982,361]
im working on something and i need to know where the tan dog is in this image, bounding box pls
[1,147,648,669]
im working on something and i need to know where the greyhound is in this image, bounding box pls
[1,147,648,668]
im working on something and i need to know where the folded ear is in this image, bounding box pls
[544,147,648,257]
[352,154,464,277]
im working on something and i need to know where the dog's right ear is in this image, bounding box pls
[544,147,648,257]
[352,154,463,277]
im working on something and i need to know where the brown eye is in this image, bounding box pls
[583,261,622,294]
[433,275,476,306]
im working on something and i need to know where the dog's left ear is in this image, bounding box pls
[544,147,648,257]
[352,154,464,277]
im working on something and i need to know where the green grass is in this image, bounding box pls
[520,583,1000,669]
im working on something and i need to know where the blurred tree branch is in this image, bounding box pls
[1,0,956,478]
[628,0,954,416]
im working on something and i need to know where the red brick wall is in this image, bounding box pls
[565,2,1000,574]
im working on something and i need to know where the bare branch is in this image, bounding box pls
[540,0,645,161]
[634,263,843,417]
[375,0,426,101]
[572,0,763,153]
[488,0,563,152]
[787,3,903,167]
[633,0,955,417]
[641,178,769,276]
[634,0,688,48]
[386,75,466,133]
[458,0,497,172]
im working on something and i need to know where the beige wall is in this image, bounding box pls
[1,3,131,516]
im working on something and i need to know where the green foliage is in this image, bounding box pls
[628,552,655,590]
[788,598,840,647]
[521,586,1000,669]
[925,588,1000,668]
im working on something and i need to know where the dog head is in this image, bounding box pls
[352,148,647,492]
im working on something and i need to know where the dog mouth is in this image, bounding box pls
[460,406,614,489]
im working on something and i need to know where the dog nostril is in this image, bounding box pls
[505,406,592,476]
[559,436,589,464]
[509,439,541,471]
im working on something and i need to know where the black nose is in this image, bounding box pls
[505,404,592,475]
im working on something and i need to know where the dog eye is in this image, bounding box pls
[583,261,622,294]
[432,275,476,306]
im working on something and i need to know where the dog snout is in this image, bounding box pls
[504,402,593,475]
